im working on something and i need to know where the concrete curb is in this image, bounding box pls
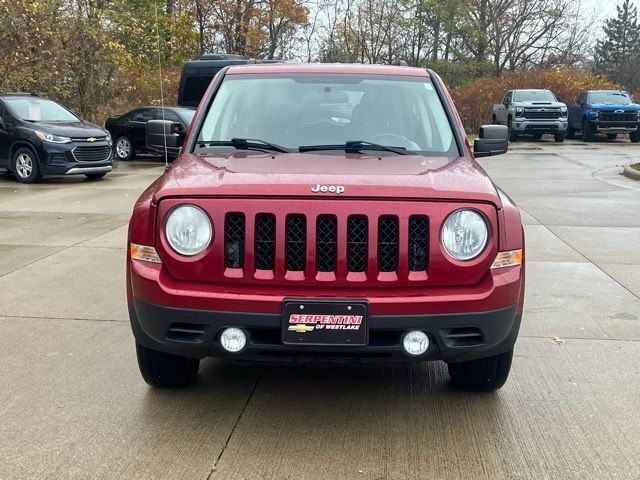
[622,164,640,181]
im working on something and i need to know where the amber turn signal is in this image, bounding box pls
[130,243,162,263]
[490,249,523,269]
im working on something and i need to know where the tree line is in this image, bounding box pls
[0,0,635,125]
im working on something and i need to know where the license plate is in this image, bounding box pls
[282,300,368,346]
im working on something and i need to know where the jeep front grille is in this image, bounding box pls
[285,214,306,271]
[255,214,276,270]
[347,215,368,272]
[225,213,245,269]
[223,211,429,278]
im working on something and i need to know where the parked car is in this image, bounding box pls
[492,89,568,142]
[0,93,112,183]
[567,90,640,142]
[105,106,195,160]
[127,63,525,392]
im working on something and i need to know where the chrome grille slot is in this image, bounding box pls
[225,213,245,269]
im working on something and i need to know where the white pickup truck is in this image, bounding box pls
[492,89,568,142]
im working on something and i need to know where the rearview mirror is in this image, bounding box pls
[473,125,508,158]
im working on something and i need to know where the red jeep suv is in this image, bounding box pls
[127,64,524,392]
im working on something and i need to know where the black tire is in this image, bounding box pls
[630,129,640,143]
[12,147,42,184]
[136,342,200,388]
[566,126,575,139]
[532,133,543,140]
[85,173,107,180]
[607,133,618,140]
[114,136,135,161]
[507,117,518,142]
[447,349,513,392]
[554,133,566,143]
[582,119,595,141]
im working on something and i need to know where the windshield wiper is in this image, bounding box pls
[299,140,409,155]
[196,138,290,153]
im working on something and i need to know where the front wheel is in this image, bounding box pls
[554,133,566,143]
[12,147,42,184]
[630,129,640,143]
[447,349,513,392]
[136,343,200,388]
[114,136,135,161]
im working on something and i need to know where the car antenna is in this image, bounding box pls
[155,3,169,168]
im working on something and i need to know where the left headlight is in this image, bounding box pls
[560,107,568,117]
[165,205,212,256]
[441,209,488,261]
[35,130,71,144]
[106,133,112,144]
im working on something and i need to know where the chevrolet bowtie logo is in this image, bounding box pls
[87,137,97,142]
[288,324,315,333]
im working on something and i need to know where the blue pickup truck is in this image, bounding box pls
[568,90,640,142]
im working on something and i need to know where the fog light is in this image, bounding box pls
[220,327,247,353]
[402,330,430,356]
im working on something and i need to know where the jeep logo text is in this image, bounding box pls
[311,184,345,194]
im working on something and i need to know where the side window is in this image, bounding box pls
[503,92,511,105]
[155,109,180,122]
[577,93,586,105]
[130,109,154,122]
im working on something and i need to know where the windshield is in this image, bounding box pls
[4,97,79,122]
[513,90,556,102]
[177,108,196,125]
[197,74,458,155]
[589,91,633,105]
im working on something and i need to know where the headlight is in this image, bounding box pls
[106,133,112,144]
[441,209,488,261]
[35,130,71,144]
[165,205,212,256]
[515,107,524,116]
[560,107,567,117]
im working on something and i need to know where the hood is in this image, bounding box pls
[588,103,640,111]
[29,120,107,138]
[514,101,566,108]
[151,152,502,207]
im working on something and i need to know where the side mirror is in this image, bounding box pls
[474,125,508,158]
[146,119,183,153]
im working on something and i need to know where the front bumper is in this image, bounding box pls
[588,120,639,133]
[511,118,568,134]
[129,298,522,364]
[36,141,113,176]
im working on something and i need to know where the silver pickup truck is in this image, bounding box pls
[492,89,568,142]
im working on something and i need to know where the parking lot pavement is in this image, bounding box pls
[0,142,639,479]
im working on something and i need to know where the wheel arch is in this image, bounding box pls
[9,141,40,172]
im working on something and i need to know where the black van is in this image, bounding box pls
[178,54,282,107]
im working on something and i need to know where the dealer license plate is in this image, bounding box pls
[282,300,368,346]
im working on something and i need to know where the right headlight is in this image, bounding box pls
[165,205,212,256]
[515,107,524,116]
[441,209,488,261]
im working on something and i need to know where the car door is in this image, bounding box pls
[571,92,586,128]
[499,91,511,124]
[127,108,156,151]
[0,102,14,166]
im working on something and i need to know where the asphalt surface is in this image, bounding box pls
[1,140,639,480]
